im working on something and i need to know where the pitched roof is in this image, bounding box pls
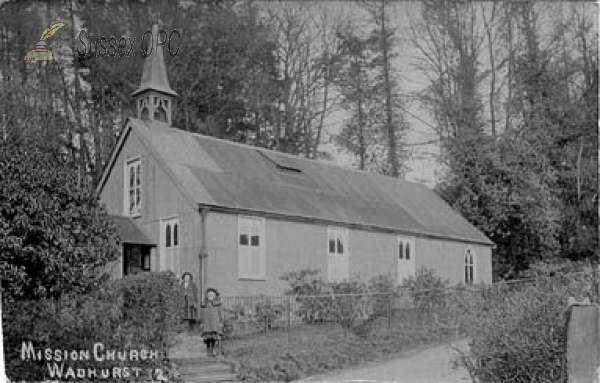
[125,119,493,246]
[110,215,155,245]
[131,24,178,98]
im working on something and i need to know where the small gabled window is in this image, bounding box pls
[125,157,142,217]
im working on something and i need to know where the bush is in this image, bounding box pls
[113,271,183,350]
[253,297,285,332]
[328,277,371,329]
[456,269,594,382]
[402,266,450,311]
[4,271,182,381]
[0,142,119,302]
[368,274,399,317]
[281,269,330,323]
[281,270,399,330]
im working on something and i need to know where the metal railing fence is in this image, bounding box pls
[215,271,594,349]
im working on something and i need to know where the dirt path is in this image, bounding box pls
[298,339,471,383]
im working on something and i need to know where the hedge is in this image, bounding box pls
[4,271,182,381]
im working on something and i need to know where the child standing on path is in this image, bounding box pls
[199,287,224,357]
[180,272,198,330]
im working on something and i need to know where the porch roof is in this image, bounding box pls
[110,215,155,246]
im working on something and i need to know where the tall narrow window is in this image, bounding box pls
[166,224,171,248]
[397,236,415,284]
[465,250,475,285]
[238,216,265,279]
[173,223,178,246]
[160,217,180,274]
[125,158,142,217]
[398,237,414,261]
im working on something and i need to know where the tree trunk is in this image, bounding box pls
[379,1,399,177]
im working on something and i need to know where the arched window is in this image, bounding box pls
[405,242,411,260]
[173,224,178,247]
[166,224,171,248]
[465,249,474,285]
[398,241,404,259]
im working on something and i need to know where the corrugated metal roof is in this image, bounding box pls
[110,215,155,245]
[131,119,493,246]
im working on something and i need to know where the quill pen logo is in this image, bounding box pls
[23,22,66,62]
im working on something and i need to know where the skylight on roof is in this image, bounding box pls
[276,164,301,173]
[256,150,303,173]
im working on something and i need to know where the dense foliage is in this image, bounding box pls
[3,271,182,382]
[456,260,594,382]
[414,1,598,278]
[280,268,398,330]
[0,141,119,301]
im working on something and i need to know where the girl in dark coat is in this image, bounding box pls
[181,272,198,330]
[199,287,223,356]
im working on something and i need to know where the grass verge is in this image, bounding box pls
[224,311,461,382]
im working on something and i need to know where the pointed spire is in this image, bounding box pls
[131,24,178,98]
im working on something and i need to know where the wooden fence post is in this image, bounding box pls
[565,297,599,382]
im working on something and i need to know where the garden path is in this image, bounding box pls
[168,331,238,382]
[296,339,471,383]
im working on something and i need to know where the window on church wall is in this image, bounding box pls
[238,216,266,280]
[173,223,178,246]
[125,158,142,217]
[465,249,475,285]
[398,237,413,260]
[166,224,171,248]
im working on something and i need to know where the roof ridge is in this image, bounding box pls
[131,118,427,189]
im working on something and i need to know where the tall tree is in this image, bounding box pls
[333,23,376,170]
[509,2,598,261]
[363,0,409,177]
[411,1,565,278]
[264,2,346,157]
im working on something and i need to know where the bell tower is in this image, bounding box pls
[131,24,178,125]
